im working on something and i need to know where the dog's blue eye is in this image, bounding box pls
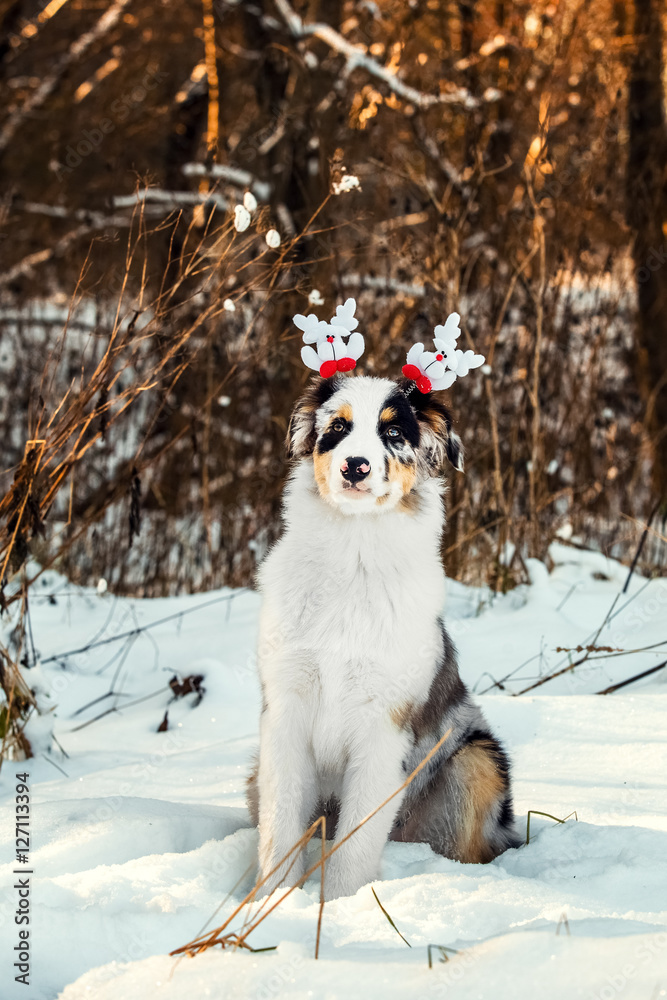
[387,427,401,438]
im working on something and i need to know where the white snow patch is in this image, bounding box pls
[0,550,665,999]
[332,174,360,195]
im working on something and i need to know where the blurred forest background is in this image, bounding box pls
[1,0,667,601]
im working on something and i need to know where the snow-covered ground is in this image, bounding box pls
[1,543,666,999]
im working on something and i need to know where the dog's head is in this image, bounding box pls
[287,375,463,514]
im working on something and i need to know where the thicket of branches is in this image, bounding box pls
[0,0,666,616]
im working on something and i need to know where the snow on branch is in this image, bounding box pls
[112,189,228,211]
[0,226,96,288]
[16,202,133,231]
[340,274,426,297]
[17,200,180,226]
[0,191,229,288]
[182,163,271,200]
[0,200,159,288]
[273,0,490,111]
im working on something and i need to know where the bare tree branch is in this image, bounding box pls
[0,0,133,153]
[0,187,235,287]
[0,226,94,288]
[182,163,271,200]
[112,189,228,211]
[273,0,490,110]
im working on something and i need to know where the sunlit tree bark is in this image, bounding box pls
[627,0,667,500]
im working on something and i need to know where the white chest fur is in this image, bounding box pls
[257,463,447,748]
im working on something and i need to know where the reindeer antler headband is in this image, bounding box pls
[295,298,365,378]
[401,311,485,393]
[294,298,485,392]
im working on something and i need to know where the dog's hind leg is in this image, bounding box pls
[392,730,521,862]
[447,732,520,862]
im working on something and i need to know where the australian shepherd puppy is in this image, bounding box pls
[247,374,520,900]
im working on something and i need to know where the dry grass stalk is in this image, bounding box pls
[525,809,577,845]
[0,579,37,765]
[524,166,547,555]
[427,944,458,968]
[371,887,411,948]
[171,727,452,961]
[0,192,303,606]
[0,191,306,760]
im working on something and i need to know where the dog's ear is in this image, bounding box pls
[286,377,341,459]
[406,386,464,473]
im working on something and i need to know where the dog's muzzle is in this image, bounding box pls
[340,457,371,485]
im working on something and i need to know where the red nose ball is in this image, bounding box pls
[337,357,356,372]
[402,363,422,382]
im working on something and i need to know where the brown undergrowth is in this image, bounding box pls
[0,190,313,762]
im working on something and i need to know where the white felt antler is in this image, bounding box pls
[403,312,486,393]
[293,313,331,344]
[331,297,359,332]
[294,298,365,378]
[433,312,484,378]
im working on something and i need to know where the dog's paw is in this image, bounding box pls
[256,858,306,899]
[322,859,368,901]
[253,876,284,900]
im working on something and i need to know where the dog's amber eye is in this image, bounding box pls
[332,420,345,433]
[387,426,401,438]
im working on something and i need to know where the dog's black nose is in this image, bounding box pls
[341,457,371,483]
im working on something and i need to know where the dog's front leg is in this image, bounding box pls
[257,694,316,896]
[324,722,407,900]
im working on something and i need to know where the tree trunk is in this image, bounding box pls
[626,0,667,500]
